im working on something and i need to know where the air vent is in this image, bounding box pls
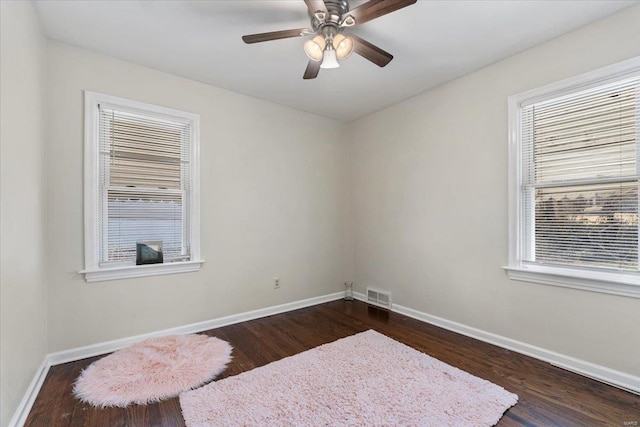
[366,287,392,310]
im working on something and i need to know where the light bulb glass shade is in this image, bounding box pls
[303,35,326,62]
[333,34,354,60]
[320,48,339,69]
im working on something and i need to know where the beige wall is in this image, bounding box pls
[45,42,353,353]
[347,5,640,376]
[0,1,48,425]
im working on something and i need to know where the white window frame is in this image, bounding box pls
[505,57,640,299]
[80,91,203,282]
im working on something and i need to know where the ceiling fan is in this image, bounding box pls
[242,0,417,79]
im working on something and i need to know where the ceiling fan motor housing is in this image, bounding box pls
[310,0,350,31]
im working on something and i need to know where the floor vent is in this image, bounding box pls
[366,287,392,310]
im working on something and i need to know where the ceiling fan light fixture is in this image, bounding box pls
[320,46,340,69]
[303,35,326,62]
[333,34,354,60]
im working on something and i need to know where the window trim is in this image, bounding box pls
[505,56,640,299]
[81,91,203,282]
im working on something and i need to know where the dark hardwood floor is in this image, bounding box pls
[26,300,640,426]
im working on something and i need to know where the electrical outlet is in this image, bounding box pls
[274,277,280,289]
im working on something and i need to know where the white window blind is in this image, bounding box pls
[98,105,192,265]
[520,76,640,272]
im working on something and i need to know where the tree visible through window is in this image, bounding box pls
[523,83,638,271]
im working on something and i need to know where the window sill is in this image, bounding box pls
[503,264,640,299]
[80,260,204,283]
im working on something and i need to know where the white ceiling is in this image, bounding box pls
[34,0,637,121]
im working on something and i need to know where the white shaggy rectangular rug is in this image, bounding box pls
[179,330,517,426]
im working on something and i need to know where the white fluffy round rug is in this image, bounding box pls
[73,334,232,407]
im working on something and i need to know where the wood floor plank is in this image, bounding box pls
[25,300,640,426]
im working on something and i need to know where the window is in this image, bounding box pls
[506,57,640,298]
[81,92,202,282]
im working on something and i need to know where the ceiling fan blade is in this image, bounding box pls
[350,34,393,67]
[348,0,417,27]
[303,60,321,79]
[304,0,327,15]
[242,28,308,44]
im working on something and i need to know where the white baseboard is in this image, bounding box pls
[353,291,640,395]
[8,360,51,427]
[11,291,345,426]
[48,291,345,365]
